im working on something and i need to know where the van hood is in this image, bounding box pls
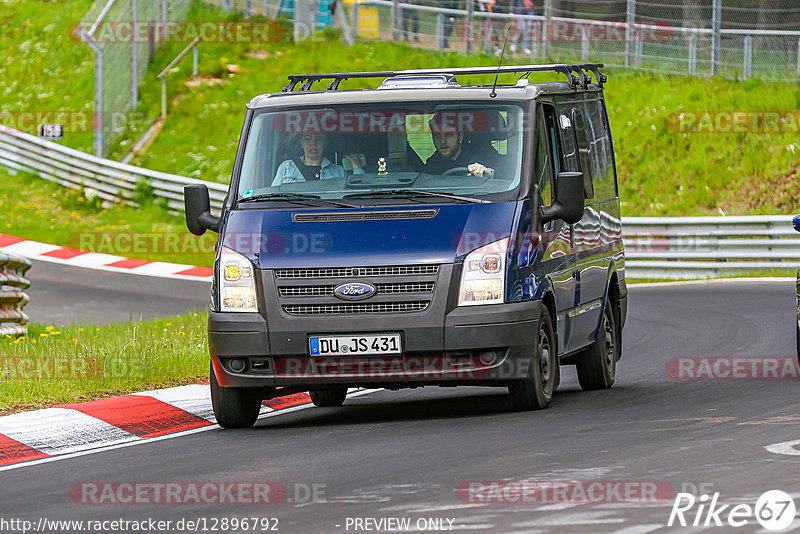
[221,202,519,269]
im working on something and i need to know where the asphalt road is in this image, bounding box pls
[4,279,800,533]
[23,259,211,325]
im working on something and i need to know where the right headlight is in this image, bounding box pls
[219,246,258,313]
[458,237,509,306]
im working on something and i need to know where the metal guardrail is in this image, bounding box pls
[0,125,797,280]
[623,215,798,279]
[0,126,227,213]
[0,253,31,337]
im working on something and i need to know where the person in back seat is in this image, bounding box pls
[272,132,364,186]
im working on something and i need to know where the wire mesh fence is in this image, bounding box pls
[77,0,800,156]
[76,0,192,157]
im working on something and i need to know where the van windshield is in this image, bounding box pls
[237,102,525,202]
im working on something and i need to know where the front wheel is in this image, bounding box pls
[508,308,558,411]
[309,388,348,407]
[576,299,618,391]
[210,364,263,429]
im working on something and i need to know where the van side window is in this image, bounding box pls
[571,107,594,200]
[585,99,617,202]
[534,109,554,207]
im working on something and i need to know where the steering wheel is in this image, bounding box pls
[442,167,471,176]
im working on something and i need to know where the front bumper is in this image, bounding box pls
[209,299,542,388]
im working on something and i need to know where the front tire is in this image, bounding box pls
[576,299,617,391]
[309,388,348,407]
[508,308,558,411]
[210,364,262,429]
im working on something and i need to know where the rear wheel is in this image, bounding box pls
[508,308,557,411]
[310,388,348,407]
[576,299,617,391]
[210,364,262,429]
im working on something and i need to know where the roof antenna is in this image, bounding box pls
[489,26,511,99]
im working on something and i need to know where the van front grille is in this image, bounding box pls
[282,302,429,315]
[274,264,439,316]
[279,282,435,298]
[275,265,439,279]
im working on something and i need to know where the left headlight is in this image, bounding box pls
[458,237,509,306]
[219,246,258,312]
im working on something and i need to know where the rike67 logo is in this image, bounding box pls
[668,490,796,531]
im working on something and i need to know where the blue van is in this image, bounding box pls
[185,64,627,428]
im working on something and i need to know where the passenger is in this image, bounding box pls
[422,113,503,177]
[272,132,364,186]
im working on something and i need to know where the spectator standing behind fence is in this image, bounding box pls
[510,0,533,55]
[438,0,459,48]
[484,0,513,55]
[402,0,420,42]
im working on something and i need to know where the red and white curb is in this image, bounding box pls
[0,386,374,470]
[0,233,212,282]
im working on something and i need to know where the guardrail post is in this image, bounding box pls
[688,33,696,75]
[625,0,635,67]
[712,0,721,75]
[131,0,138,109]
[743,35,752,80]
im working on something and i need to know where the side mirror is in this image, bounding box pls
[793,215,800,232]
[540,171,584,226]
[184,185,220,236]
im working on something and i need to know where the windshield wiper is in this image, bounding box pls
[343,189,487,204]
[238,193,353,208]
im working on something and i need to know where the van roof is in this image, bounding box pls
[247,63,606,110]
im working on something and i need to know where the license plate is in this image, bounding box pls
[309,334,402,356]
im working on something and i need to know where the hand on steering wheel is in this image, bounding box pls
[441,166,471,176]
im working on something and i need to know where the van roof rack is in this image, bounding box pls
[281,63,606,92]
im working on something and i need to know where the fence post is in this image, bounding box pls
[797,37,800,74]
[161,0,167,25]
[436,11,443,48]
[245,0,252,17]
[688,33,696,75]
[391,0,398,41]
[353,1,359,39]
[581,24,588,61]
[543,0,552,59]
[466,0,474,54]
[636,28,643,67]
[94,48,104,157]
[711,0,721,75]
[743,35,752,80]
[161,77,167,120]
[131,0,138,109]
[193,44,198,78]
[625,0,634,67]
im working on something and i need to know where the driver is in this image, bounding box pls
[422,112,501,177]
[272,132,364,186]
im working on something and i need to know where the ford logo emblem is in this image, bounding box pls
[334,282,376,301]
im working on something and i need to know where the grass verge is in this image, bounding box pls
[0,168,214,267]
[0,310,209,415]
